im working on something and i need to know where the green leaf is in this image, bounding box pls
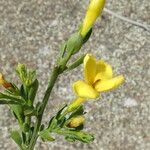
[48,117,58,131]
[0,99,22,105]
[10,130,22,148]
[65,136,75,142]
[68,105,84,119]
[59,42,67,59]
[35,102,43,115]
[55,105,67,119]
[10,105,25,125]
[24,107,35,116]
[0,92,26,104]
[40,124,45,131]
[22,123,30,132]
[28,79,39,104]
[55,129,94,143]
[19,85,26,100]
[39,130,55,142]
[66,33,83,54]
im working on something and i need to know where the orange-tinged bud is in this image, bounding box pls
[0,73,12,89]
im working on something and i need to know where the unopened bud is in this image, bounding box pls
[67,116,85,128]
[66,33,83,55]
[0,73,12,89]
[80,0,105,37]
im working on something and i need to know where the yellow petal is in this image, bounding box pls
[94,75,125,92]
[94,60,113,82]
[81,0,105,37]
[67,97,86,112]
[73,80,99,99]
[84,54,97,84]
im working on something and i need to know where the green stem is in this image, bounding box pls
[28,66,60,150]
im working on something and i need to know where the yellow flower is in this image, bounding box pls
[67,54,124,111]
[67,116,85,128]
[73,54,124,98]
[80,0,105,37]
[0,73,12,89]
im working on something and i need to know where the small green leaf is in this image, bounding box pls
[68,105,84,119]
[24,106,35,116]
[0,92,26,104]
[39,130,55,142]
[40,124,45,131]
[0,99,22,105]
[28,79,39,103]
[59,42,67,58]
[48,117,58,131]
[10,130,22,148]
[65,136,75,142]
[55,105,67,119]
[35,102,43,115]
[19,85,26,99]
[22,123,30,132]
[10,105,25,125]
[55,129,94,143]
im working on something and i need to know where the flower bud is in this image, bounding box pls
[66,33,83,55]
[80,0,105,37]
[0,73,12,89]
[67,116,85,128]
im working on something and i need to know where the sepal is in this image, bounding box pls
[66,33,83,55]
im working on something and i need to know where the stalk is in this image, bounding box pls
[28,66,60,150]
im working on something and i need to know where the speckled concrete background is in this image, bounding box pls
[0,0,150,150]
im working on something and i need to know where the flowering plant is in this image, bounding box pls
[0,0,124,150]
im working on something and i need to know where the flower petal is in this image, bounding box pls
[94,60,113,82]
[73,80,99,99]
[84,54,97,84]
[94,75,124,92]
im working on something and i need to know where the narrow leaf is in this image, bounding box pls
[0,99,21,105]
[39,130,55,142]
[10,130,22,148]
[28,79,39,103]
[0,92,25,104]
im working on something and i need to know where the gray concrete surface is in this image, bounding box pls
[0,0,150,149]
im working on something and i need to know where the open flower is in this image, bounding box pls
[80,0,105,37]
[0,73,12,89]
[67,54,124,111]
[73,54,124,99]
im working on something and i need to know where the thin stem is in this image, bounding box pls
[104,8,150,32]
[28,66,60,150]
